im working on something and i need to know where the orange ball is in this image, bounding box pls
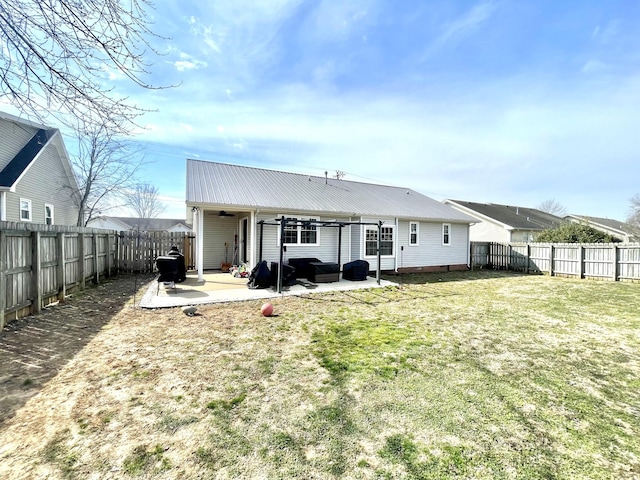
[261,302,274,317]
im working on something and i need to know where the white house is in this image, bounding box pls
[443,199,563,243]
[186,160,475,279]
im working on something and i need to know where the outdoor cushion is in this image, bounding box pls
[343,260,369,281]
[287,257,321,279]
[308,262,339,283]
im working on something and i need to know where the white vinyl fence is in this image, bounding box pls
[471,242,640,281]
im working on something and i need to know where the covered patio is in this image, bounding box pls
[139,271,397,309]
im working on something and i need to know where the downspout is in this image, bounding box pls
[0,191,6,221]
[395,217,399,272]
[467,224,471,269]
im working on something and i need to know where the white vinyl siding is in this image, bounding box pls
[468,220,512,243]
[397,220,469,268]
[0,119,35,171]
[350,223,362,262]
[202,213,238,269]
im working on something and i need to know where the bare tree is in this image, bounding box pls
[72,122,147,226]
[126,183,166,218]
[538,199,568,217]
[627,193,640,233]
[0,0,165,132]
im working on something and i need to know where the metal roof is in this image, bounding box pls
[446,200,563,230]
[186,159,474,222]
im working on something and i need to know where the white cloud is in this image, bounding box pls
[173,53,208,71]
[581,59,611,74]
[438,0,497,44]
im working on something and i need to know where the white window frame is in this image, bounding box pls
[45,204,54,225]
[277,216,320,246]
[442,223,451,246]
[409,221,419,246]
[20,198,32,222]
[364,225,395,257]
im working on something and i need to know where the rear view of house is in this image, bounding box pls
[186,160,475,279]
[0,111,80,225]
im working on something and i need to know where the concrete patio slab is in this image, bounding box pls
[139,271,397,308]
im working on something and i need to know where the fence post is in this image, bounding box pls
[549,244,554,277]
[578,245,584,279]
[56,232,66,301]
[526,244,531,274]
[612,244,618,281]
[79,232,86,290]
[31,231,42,314]
[0,230,6,329]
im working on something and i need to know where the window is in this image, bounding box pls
[45,204,54,225]
[280,217,319,245]
[365,225,394,256]
[442,223,451,245]
[20,198,32,222]
[409,222,419,246]
[300,220,317,244]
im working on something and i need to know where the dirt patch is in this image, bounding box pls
[0,274,155,426]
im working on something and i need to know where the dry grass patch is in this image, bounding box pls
[0,271,639,479]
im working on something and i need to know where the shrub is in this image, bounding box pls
[535,222,621,243]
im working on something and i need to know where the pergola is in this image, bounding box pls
[257,216,385,293]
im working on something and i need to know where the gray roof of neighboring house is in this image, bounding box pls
[566,215,636,236]
[0,129,56,188]
[100,217,190,231]
[446,200,563,230]
[186,159,474,223]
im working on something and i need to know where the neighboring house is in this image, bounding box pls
[0,111,80,225]
[443,199,563,243]
[186,160,475,277]
[564,215,638,243]
[86,216,192,233]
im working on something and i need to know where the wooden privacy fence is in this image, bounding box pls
[118,230,195,274]
[0,222,117,328]
[471,241,640,281]
[0,222,195,327]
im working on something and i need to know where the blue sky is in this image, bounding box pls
[18,1,640,220]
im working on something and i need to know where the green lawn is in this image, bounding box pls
[4,271,639,479]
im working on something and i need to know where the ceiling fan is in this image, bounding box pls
[218,210,235,217]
